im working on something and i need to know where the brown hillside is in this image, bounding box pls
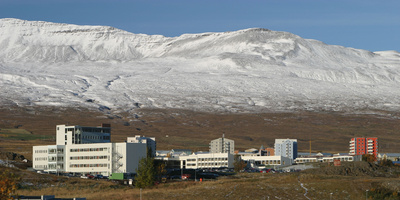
[1,106,400,160]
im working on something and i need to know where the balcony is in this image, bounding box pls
[349,146,355,150]
[350,143,355,147]
[349,141,355,144]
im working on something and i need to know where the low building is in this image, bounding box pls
[156,152,234,169]
[377,153,400,161]
[240,155,293,167]
[295,153,355,164]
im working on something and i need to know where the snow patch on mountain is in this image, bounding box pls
[0,18,400,113]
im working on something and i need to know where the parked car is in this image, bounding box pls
[86,174,95,179]
[181,174,191,180]
[260,169,272,173]
[95,174,104,179]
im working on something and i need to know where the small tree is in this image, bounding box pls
[362,154,376,163]
[233,154,246,172]
[135,147,156,188]
[380,158,394,167]
[0,170,19,199]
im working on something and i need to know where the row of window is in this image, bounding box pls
[48,163,63,169]
[35,157,47,161]
[82,135,110,140]
[35,150,48,153]
[70,147,108,152]
[34,165,47,169]
[69,163,108,168]
[81,127,110,133]
[196,157,228,162]
[49,148,64,154]
[70,155,109,160]
[48,156,64,162]
[187,162,228,167]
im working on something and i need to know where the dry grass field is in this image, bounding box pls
[2,105,400,199]
[7,162,400,200]
[1,105,400,160]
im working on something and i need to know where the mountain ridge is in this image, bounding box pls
[0,18,399,114]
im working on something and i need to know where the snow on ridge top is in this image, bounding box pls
[0,18,118,32]
[0,18,392,67]
[1,19,400,114]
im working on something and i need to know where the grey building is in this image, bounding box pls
[274,139,298,160]
[209,135,235,154]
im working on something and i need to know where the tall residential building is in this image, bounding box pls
[274,139,298,160]
[56,124,111,145]
[349,137,378,157]
[209,135,235,154]
[127,135,156,156]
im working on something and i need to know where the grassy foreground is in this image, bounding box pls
[10,162,400,200]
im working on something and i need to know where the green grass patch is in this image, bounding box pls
[0,128,52,140]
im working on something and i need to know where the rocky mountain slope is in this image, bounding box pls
[1,18,399,113]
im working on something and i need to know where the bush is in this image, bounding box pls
[0,170,19,199]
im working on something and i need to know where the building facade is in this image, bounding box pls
[33,142,147,176]
[127,135,156,156]
[56,124,111,145]
[33,125,148,176]
[209,135,235,154]
[240,155,293,167]
[274,139,298,160]
[349,137,378,157]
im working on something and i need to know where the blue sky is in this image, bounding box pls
[1,0,399,52]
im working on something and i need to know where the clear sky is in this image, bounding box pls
[1,0,399,52]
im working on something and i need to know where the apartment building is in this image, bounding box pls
[349,137,378,157]
[209,135,235,154]
[274,139,298,160]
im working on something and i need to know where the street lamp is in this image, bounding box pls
[330,192,333,200]
[366,189,369,200]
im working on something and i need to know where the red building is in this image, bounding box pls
[349,137,378,157]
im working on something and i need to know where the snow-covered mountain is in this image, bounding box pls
[1,18,400,113]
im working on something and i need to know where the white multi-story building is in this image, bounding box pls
[33,142,146,176]
[33,124,148,176]
[209,135,234,154]
[240,155,293,167]
[180,152,234,169]
[274,139,298,160]
[295,155,354,164]
[127,135,156,157]
[156,152,234,169]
